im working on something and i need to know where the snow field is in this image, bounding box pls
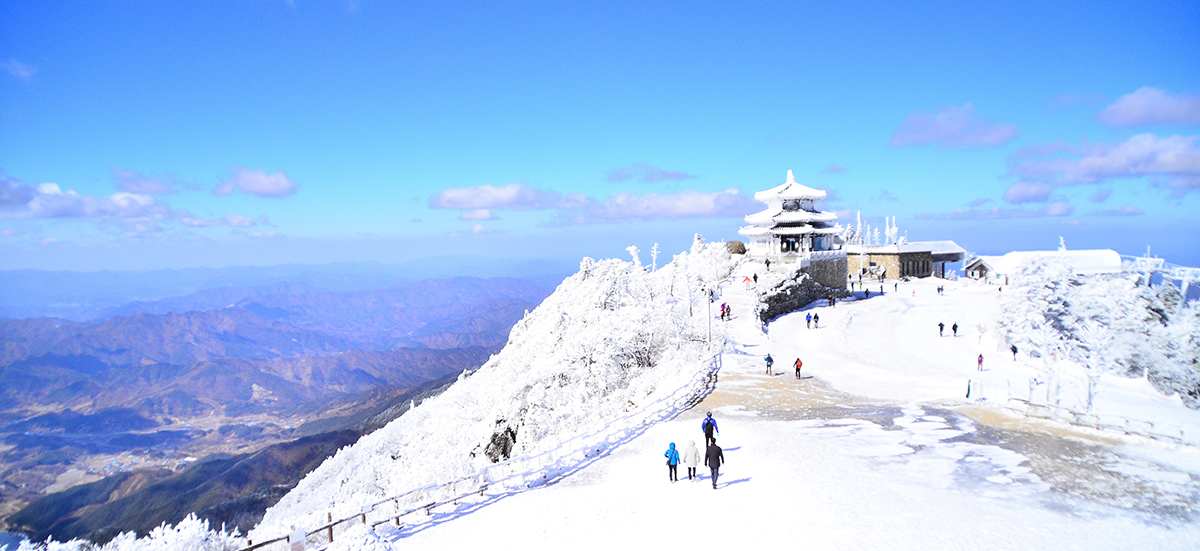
[347,258,1200,550]
[364,408,1196,551]
[735,261,1200,444]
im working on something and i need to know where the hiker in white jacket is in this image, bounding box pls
[681,440,701,480]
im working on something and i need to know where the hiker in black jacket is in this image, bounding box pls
[705,439,725,489]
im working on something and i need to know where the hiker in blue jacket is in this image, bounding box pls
[664,442,680,481]
[702,412,719,447]
[765,353,774,375]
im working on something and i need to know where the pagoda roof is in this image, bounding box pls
[738,225,841,237]
[744,208,837,226]
[753,170,827,202]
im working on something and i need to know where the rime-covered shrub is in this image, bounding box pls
[16,515,241,551]
[999,257,1200,408]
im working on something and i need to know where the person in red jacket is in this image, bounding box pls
[794,358,803,379]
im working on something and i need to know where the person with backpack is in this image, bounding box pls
[765,258,771,271]
[938,322,945,337]
[664,442,680,482]
[705,438,725,490]
[813,313,819,328]
[765,354,774,375]
[681,440,700,480]
[952,322,958,337]
[701,412,719,447]
[806,312,812,329]
[794,358,802,379]
[1011,344,1018,360]
[977,354,984,371]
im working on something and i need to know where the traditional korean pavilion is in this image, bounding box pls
[738,170,843,257]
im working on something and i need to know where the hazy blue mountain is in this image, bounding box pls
[0,256,573,320]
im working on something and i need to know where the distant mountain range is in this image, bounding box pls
[6,373,461,543]
[0,257,573,320]
[0,270,562,540]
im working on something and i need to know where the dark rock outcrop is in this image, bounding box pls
[756,270,851,323]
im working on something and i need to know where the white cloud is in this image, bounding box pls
[429,183,587,210]
[459,209,498,221]
[431,182,762,226]
[0,180,173,227]
[605,163,698,183]
[2,174,267,233]
[919,202,1075,221]
[1099,87,1200,127]
[214,167,299,197]
[110,167,178,194]
[889,103,1019,149]
[1006,134,1200,190]
[1,60,36,82]
[549,188,759,226]
[873,190,899,203]
[179,213,258,228]
[1002,182,1053,204]
[1088,189,1112,203]
[1090,204,1145,217]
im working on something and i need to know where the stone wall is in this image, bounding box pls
[847,251,933,278]
[802,256,848,288]
[756,269,851,323]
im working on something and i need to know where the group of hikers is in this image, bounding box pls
[720,302,732,320]
[763,353,803,379]
[937,322,959,337]
[664,412,725,489]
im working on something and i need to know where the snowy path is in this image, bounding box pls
[340,260,1200,550]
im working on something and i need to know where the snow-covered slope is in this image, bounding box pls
[248,237,736,541]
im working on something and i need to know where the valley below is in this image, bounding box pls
[0,270,558,542]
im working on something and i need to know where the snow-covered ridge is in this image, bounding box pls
[248,237,736,541]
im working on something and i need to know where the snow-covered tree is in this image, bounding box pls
[1000,257,1200,409]
[626,245,641,267]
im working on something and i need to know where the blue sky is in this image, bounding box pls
[2,1,1198,270]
